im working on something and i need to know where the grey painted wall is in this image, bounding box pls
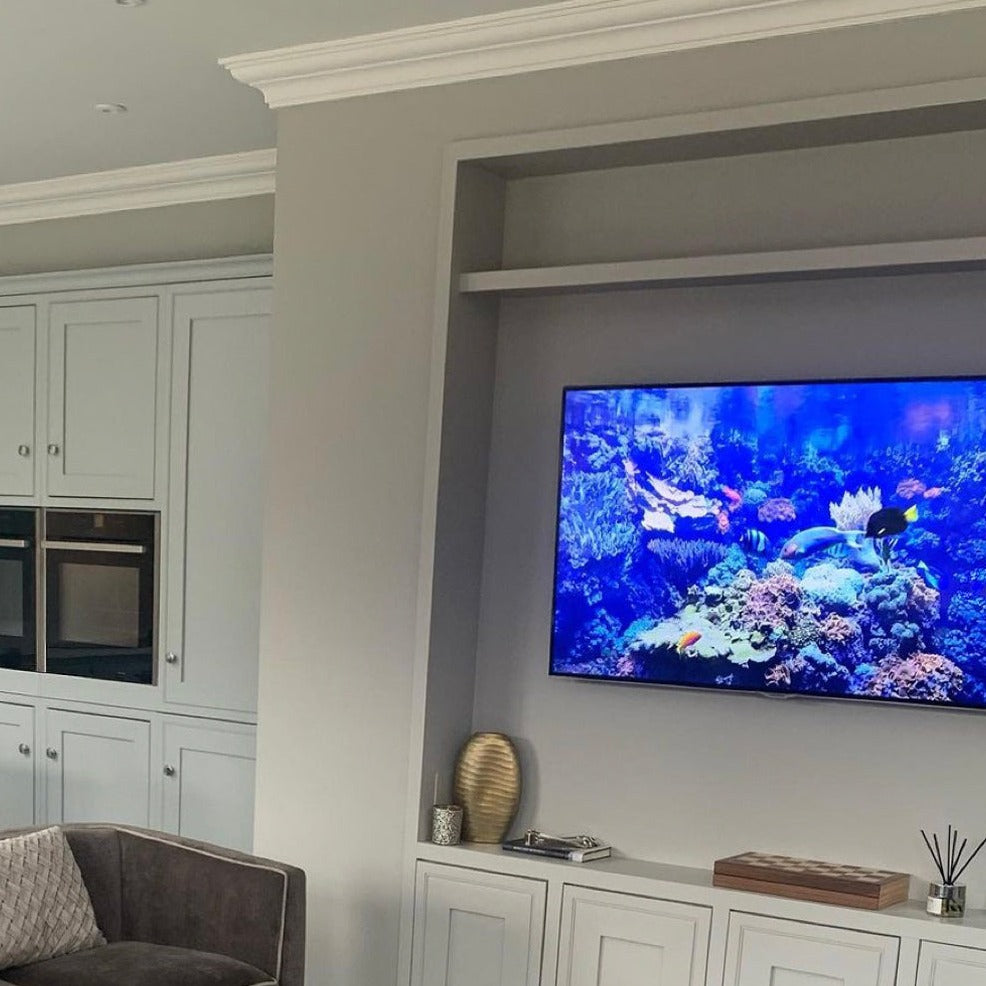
[0,196,273,275]
[257,8,986,985]
[474,272,986,905]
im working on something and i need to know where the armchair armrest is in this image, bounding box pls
[115,827,305,986]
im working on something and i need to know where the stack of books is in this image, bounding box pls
[502,830,611,863]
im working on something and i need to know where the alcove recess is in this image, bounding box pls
[405,81,986,849]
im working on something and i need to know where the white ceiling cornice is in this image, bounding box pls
[220,0,986,108]
[0,149,276,227]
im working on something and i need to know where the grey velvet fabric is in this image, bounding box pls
[0,826,305,986]
[0,942,273,986]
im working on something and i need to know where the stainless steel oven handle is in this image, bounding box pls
[43,540,147,555]
[0,538,30,549]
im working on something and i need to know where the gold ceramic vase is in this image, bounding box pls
[453,732,521,843]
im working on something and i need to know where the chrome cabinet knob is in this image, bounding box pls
[163,764,176,777]
[165,651,179,665]
[18,742,30,756]
[47,443,60,456]
[17,444,30,457]
[45,747,58,760]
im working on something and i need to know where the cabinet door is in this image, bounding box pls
[47,297,161,499]
[166,289,271,712]
[44,708,150,826]
[0,306,37,497]
[161,719,256,852]
[918,942,986,985]
[0,701,35,829]
[411,863,546,986]
[557,886,710,986]
[724,913,898,986]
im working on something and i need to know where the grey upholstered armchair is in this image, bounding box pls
[0,825,305,986]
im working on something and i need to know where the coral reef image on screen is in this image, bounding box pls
[551,379,986,708]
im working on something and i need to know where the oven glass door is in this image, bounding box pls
[44,512,156,685]
[0,509,37,673]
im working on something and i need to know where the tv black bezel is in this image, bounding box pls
[548,373,986,713]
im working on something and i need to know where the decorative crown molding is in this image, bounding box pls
[0,149,276,227]
[220,0,986,108]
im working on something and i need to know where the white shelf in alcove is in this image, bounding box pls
[459,235,986,296]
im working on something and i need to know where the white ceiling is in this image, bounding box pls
[0,0,558,186]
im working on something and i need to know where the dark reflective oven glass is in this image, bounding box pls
[44,511,156,685]
[0,508,37,673]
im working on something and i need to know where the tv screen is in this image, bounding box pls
[550,377,986,710]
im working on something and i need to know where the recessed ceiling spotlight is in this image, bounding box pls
[115,0,148,6]
[94,103,129,114]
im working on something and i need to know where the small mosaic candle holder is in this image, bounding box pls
[431,804,463,846]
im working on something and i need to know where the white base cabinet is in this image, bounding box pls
[917,942,986,986]
[0,700,35,829]
[557,886,710,986]
[411,863,546,986]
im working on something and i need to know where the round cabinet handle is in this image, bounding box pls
[17,444,30,458]
[18,742,30,756]
[47,443,60,456]
[163,764,176,777]
[45,747,58,760]
[165,651,179,665]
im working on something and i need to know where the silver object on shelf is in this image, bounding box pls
[523,829,601,850]
[927,882,966,917]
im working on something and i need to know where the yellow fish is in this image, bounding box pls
[676,631,702,654]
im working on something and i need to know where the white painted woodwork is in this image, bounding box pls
[557,885,710,986]
[0,701,35,829]
[410,863,546,986]
[917,942,986,985]
[0,307,36,497]
[724,912,899,986]
[44,708,150,827]
[166,288,271,712]
[161,718,256,852]
[47,297,160,499]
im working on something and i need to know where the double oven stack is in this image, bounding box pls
[0,510,156,685]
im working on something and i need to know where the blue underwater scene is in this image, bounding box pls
[550,378,986,708]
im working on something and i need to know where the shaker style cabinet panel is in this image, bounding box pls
[918,942,986,985]
[0,701,35,829]
[724,913,899,986]
[556,886,711,986]
[44,708,150,827]
[165,289,271,713]
[410,863,546,986]
[0,306,37,498]
[161,719,256,852]
[47,297,162,499]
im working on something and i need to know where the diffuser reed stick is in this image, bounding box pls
[922,826,986,885]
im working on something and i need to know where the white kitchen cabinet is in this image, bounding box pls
[0,306,37,498]
[0,701,35,829]
[165,288,271,713]
[723,912,899,986]
[917,942,986,985]
[410,862,546,986]
[44,708,151,827]
[557,886,710,986]
[47,297,163,499]
[161,718,256,851]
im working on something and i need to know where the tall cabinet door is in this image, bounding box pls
[557,887,710,986]
[0,701,35,829]
[165,288,271,713]
[44,708,151,826]
[411,863,546,986]
[0,306,37,497]
[161,719,256,852]
[47,297,162,499]
[724,913,898,986]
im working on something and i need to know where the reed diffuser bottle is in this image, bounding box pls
[922,826,986,918]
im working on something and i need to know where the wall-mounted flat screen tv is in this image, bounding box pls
[550,377,986,710]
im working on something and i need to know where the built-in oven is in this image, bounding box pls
[43,511,157,685]
[0,508,37,673]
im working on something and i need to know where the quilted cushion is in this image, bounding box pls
[0,827,105,970]
[0,942,275,986]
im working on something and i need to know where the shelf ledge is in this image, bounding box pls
[459,236,986,295]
